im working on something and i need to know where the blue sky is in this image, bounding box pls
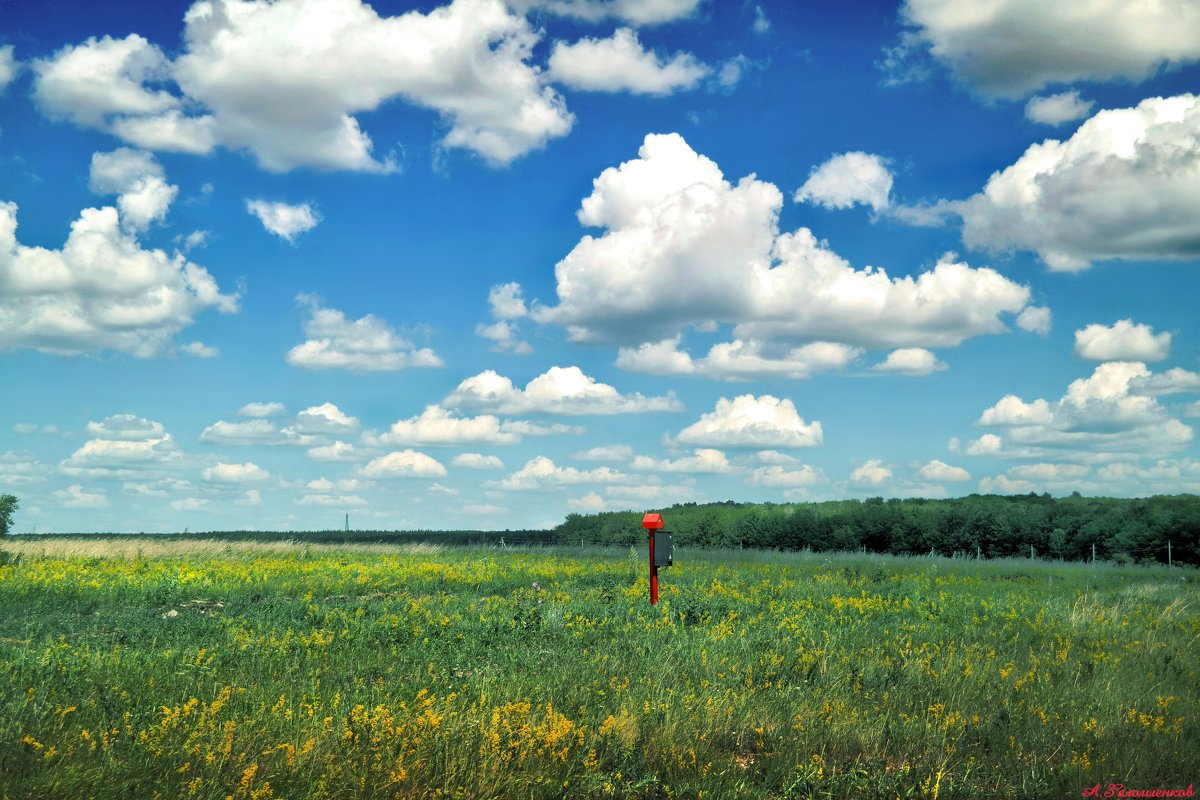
[3,0,1200,532]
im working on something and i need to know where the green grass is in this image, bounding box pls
[0,539,1196,799]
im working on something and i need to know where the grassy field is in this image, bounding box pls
[0,538,1196,799]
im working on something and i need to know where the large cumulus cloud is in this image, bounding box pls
[0,150,236,357]
[960,94,1200,271]
[533,133,1033,377]
[889,0,1200,98]
[33,0,575,171]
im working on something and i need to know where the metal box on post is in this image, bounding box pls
[653,531,673,567]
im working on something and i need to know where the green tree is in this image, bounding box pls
[0,494,17,536]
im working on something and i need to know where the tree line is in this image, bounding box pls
[3,492,1196,565]
[552,494,1200,565]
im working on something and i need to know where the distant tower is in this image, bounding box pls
[345,513,349,532]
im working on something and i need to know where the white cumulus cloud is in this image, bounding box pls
[55,484,109,509]
[1025,91,1095,126]
[199,419,315,447]
[0,452,47,485]
[246,200,320,242]
[1008,463,1091,482]
[359,450,447,479]
[917,459,971,482]
[238,402,287,418]
[122,481,167,497]
[445,366,680,414]
[631,448,732,474]
[452,453,505,470]
[509,0,702,26]
[62,419,182,478]
[976,474,1036,494]
[534,133,1032,370]
[891,0,1200,97]
[379,406,519,446]
[87,414,165,440]
[755,450,799,465]
[488,282,528,320]
[748,464,824,487]
[972,362,1196,460]
[979,463,1093,494]
[606,483,696,504]
[0,46,16,92]
[0,171,237,357]
[1016,306,1052,335]
[306,441,359,461]
[959,94,1200,271]
[294,403,360,435]
[673,394,822,449]
[1097,459,1200,490]
[850,459,892,486]
[794,151,893,212]
[872,348,947,376]
[64,438,179,467]
[32,34,181,128]
[1074,319,1171,362]
[89,148,178,231]
[572,444,635,461]
[476,282,532,354]
[1135,368,1200,396]
[497,455,631,490]
[568,492,610,512]
[32,0,574,171]
[306,477,360,493]
[286,295,442,372]
[978,396,1053,427]
[499,420,584,436]
[618,338,863,381]
[459,503,508,515]
[475,321,532,355]
[614,338,701,376]
[965,433,1003,456]
[548,28,709,95]
[202,462,271,483]
[297,493,367,507]
[170,497,209,511]
[181,341,218,358]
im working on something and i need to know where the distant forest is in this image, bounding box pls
[553,494,1200,566]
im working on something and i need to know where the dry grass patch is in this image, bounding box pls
[1,536,444,561]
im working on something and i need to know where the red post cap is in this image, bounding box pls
[642,513,664,529]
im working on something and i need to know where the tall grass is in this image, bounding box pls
[0,540,1195,799]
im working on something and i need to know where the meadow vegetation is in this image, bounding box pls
[0,538,1196,799]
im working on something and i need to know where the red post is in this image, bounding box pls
[649,531,659,605]
[642,513,663,606]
